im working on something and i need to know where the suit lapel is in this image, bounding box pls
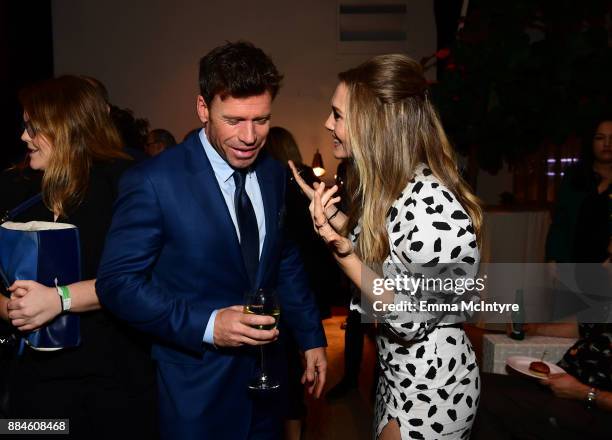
[183,134,249,284]
[254,154,280,288]
[184,135,282,290]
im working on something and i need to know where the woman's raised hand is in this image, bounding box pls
[310,182,353,257]
[288,160,319,201]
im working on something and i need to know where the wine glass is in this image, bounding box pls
[244,288,280,391]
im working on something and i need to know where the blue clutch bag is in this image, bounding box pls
[0,195,81,350]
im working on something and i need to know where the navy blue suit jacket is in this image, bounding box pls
[96,132,326,439]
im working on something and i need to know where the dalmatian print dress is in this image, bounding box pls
[351,163,480,439]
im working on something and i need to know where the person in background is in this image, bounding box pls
[81,75,150,161]
[0,75,157,438]
[183,127,202,142]
[571,119,612,263]
[474,123,612,438]
[570,122,612,323]
[473,319,612,439]
[145,128,177,156]
[546,117,612,263]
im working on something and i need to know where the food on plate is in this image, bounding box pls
[528,361,550,377]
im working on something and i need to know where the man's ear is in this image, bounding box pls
[196,95,209,124]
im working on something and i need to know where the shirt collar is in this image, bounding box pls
[199,128,235,183]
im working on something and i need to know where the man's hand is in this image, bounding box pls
[213,305,279,347]
[540,373,590,400]
[301,347,327,398]
[7,280,62,332]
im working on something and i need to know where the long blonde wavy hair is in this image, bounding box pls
[340,54,482,264]
[19,75,128,217]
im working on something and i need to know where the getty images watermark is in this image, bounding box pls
[371,273,519,315]
[358,263,612,324]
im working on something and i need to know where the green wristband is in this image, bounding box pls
[57,285,72,312]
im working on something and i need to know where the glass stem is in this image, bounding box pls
[260,345,266,379]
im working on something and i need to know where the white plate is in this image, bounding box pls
[506,356,565,379]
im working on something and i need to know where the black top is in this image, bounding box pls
[546,164,603,263]
[1,160,155,387]
[573,183,611,263]
[558,323,612,391]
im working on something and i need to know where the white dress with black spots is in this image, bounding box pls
[351,163,480,440]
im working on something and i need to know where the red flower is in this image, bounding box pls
[436,48,451,59]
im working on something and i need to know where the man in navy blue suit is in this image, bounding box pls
[96,41,327,439]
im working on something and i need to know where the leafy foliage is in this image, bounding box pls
[431,0,612,173]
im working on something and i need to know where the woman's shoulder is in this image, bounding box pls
[388,163,476,248]
[388,163,478,264]
[393,163,466,217]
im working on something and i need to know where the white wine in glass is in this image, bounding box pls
[243,288,280,391]
[244,304,280,330]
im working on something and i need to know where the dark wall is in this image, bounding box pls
[0,1,53,170]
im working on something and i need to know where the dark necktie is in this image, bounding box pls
[233,169,259,285]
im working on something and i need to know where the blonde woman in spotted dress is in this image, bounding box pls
[290,54,482,439]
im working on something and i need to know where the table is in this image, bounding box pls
[482,333,577,375]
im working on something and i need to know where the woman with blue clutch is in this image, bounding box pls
[0,76,157,438]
